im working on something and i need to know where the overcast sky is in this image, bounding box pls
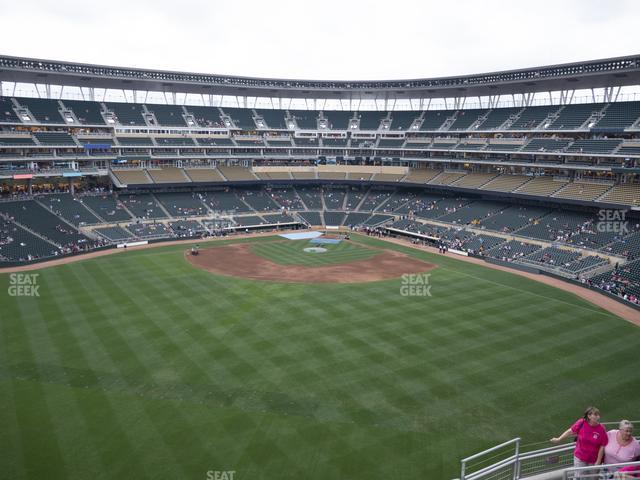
[1,0,639,81]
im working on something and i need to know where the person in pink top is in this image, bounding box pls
[551,407,608,478]
[605,420,640,475]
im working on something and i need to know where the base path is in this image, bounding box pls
[186,243,436,283]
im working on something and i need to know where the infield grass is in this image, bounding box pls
[1,234,639,480]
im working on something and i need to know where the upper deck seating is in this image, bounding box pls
[147,104,187,127]
[515,177,567,196]
[599,184,640,206]
[357,111,387,130]
[16,98,64,123]
[188,106,224,128]
[222,107,257,130]
[0,136,35,146]
[476,107,521,130]
[548,103,604,130]
[106,102,147,126]
[62,99,106,125]
[389,111,421,130]
[377,138,405,148]
[323,111,354,130]
[594,101,640,130]
[217,166,256,181]
[289,110,319,129]
[448,109,486,130]
[418,111,449,130]
[508,105,559,130]
[480,175,531,192]
[254,109,287,129]
[0,97,20,123]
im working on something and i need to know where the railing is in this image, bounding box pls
[564,461,640,479]
[457,424,640,480]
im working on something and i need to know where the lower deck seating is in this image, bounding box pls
[297,211,322,225]
[127,222,172,238]
[486,240,541,261]
[119,194,167,219]
[480,206,550,233]
[358,190,394,212]
[239,189,281,211]
[94,226,134,242]
[169,220,205,237]
[0,200,90,247]
[590,259,640,300]
[295,187,323,209]
[0,219,61,262]
[38,194,102,225]
[522,246,581,267]
[323,211,346,226]
[154,193,208,216]
[202,191,252,213]
[344,212,372,227]
[323,188,347,210]
[80,195,133,222]
[267,188,306,211]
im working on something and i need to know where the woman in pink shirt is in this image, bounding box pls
[551,407,608,478]
[605,420,640,474]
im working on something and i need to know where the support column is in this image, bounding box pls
[28,178,33,195]
[69,178,75,195]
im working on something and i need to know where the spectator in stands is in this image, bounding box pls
[604,420,640,475]
[550,406,608,477]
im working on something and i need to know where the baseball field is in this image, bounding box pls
[1,233,639,480]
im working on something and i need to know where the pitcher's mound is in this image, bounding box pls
[186,243,436,283]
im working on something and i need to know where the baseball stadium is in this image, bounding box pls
[1,52,640,480]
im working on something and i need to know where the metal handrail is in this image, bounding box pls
[563,460,640,479]
[460,438,520,480]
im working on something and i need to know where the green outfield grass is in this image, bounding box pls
[1,234,639,480]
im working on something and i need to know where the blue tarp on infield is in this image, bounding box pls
[309,238,341,245]
[278,231,323,240]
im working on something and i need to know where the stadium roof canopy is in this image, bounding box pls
[1,54,640,100]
